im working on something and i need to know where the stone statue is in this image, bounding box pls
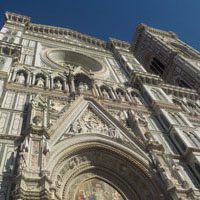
[78,82,89,91]
[36,77,44,87]
[118,91,126,101]
[102,89,110,98]
[54,79,63,90]
[16,73,25,84]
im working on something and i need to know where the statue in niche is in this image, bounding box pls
[118,91,126,102]
[32,116,42,126]
[131,92,142,104]
[36,77,45,87]
[132,111,148,127]
[16,72,25,84]
[54,79,63,90]
[102,89,110,98]
[78,82,89,92]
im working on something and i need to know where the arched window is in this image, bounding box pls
[53,77,63,90]
[12,31,17,36]
[168,112,186,126]
[9,38,14,43]
[74,73,92,92]
[116,89,127,102]
[6,29,12,34]
[35,74,46,88]
[2,36,8,42]
[100,86,111,99]
[184,131,200,147]
[151,88,165,101]
[177,78,191,89]
[131,91,142,104]
[149,57,165,75]
[173,133,186,152]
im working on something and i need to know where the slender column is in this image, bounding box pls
[96,85,102,97]
[50,76,54,89]
[112,87,119,101]
[63,78,67,92]
[109,88,116,100]
[125,91,132,103]
[32,73,36,86]
[26,72,31,86]
[70,75,75,93]
[8,69,14,82]
[45,76,48,89]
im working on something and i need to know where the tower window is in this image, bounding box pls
[150,57,165,75]
[177,79,191,89]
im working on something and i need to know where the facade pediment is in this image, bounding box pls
[48,96,146,156]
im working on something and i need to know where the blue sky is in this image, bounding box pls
[1,0,200,50]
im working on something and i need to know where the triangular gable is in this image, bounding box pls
[48,96,146,156]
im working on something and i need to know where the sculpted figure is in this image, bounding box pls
[102,89,110,98]
[16,73,25,84]
[78,82,89,92]
[54,79,63,90]
[36,77,44,87]
[118,91,126,102]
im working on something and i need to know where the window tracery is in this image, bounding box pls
[168,112,187,126]
[151,88,166,101]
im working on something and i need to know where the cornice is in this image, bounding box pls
[4,11,30,27]
[161,84,198,100]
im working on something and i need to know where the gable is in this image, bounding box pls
[48,96,146,158]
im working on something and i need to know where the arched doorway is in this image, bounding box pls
[47,136,165,200]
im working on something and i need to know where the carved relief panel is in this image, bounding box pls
[14,93,27,111]
[9,113,23,135]
[2,92,15,109]
[0,111,10,134]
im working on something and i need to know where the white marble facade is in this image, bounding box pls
[0,12,200,200]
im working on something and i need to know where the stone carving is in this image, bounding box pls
[54,79,63,90]
[117,91,126,102]
[109,110,127,126]
[30,94,48,127]
[16,73,25,84]
[78,82,89,91]
[64,108,127,142]
[42,136,50,155]
[151,88,165,101]
[36,77,45,87]
[132,111,148,127]
[49,100,67,113]
[102,88,110,98]
[32,116,41,126]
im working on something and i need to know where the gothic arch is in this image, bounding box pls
[47,136,165,200]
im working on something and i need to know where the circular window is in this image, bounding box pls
[46,49,102,72]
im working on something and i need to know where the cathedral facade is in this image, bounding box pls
[0,11,200,200]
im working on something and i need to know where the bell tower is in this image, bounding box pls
[131,23,200,91]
